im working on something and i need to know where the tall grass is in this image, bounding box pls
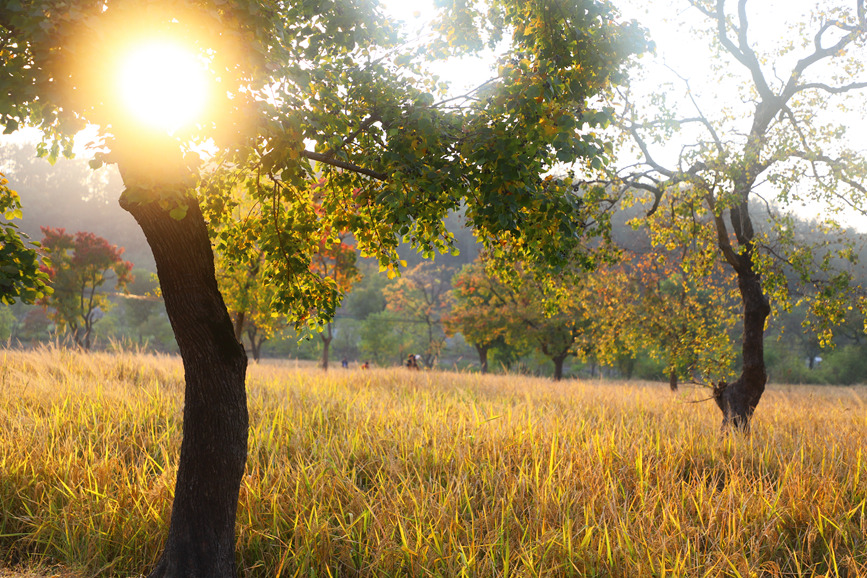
[0,346,865,577]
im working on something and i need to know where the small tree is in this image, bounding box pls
[122,267,161,345]
[444,260,512,373]
[384,262,452,368]
[309,229,361,370]
[468,261,592,381]
[39,227,133,349]
[217,249,286,363]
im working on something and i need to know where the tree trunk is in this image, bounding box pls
[552,354,567,381]
[669,369,678,392]
[246,326,265,363]
[713,269,770,432]
[120,193,248,578]
[320,322,333,370]
[232,310,246,342]
[475,343,489,374]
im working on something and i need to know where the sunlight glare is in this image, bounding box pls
[118,41,209,134]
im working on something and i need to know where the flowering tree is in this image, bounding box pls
[39,227,133,349]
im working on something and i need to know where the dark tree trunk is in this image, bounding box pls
[669,369,678,392]
[552,354,567,381]
[120,192,248,578]
[246,326,265,363]
[232,310,246,342]
[475,343,489,374]
[713,269,770,432]
[320,321,333,370]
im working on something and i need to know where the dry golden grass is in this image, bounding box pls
[0,346,865,577]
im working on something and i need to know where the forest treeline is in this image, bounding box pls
[3,141,866,386]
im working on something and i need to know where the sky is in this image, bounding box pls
[379,0,867,231]
[5,0,866,230]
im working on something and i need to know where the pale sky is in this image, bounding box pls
[6,0,866,229]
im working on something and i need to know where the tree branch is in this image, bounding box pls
[318,114,381,160]
[795,80,867,95]
[300,150,388,181]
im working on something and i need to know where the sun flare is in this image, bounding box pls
[118,41,209,134]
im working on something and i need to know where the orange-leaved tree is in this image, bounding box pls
[444,260,512,373]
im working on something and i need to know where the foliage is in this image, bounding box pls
[309,225,362,369]
[446,257,594,380]
[383,262,452,368]
[216,247,284,362]
[1,0,647,330]
[443,260,512,372]
[1,348,866,576]
[586,198,741,385]
[39,227,133,349]
[0,172,50,304]
[616,0,867,330]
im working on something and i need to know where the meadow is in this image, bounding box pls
[0,347,864,577]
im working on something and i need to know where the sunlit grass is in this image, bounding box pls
[0,347,865,577]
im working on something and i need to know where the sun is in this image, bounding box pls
[117,41,209,134]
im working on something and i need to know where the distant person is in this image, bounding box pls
[406,353,419,370]
[361,361,370,370]
[341,357,349,369]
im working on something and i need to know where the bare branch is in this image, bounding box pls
[663,63,725,154]
[432,78,497,108]
[795,80,867,95]
[627,123,675,178]
[699,0,774,101]
[782,15,867,99]
[789,150,867,217]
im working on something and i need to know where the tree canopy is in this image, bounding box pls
[0,0,648,574]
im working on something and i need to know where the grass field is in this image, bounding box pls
[0,346,865,577]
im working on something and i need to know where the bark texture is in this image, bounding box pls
[713,269,770,432]
[121,192,248,578]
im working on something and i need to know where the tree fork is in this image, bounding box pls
[120,191,248,578]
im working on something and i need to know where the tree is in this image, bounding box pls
[455,258,592,380]
[383,262,453,368]
[510,273,592,381]
[444,260,512,373]
[587,248,739,390]
[613,0,867,430]
[309,226,362,370]
[39,227,133,349]
[0,0,645,574]
[216,248,285,362]
[584,196,740,389]
[121,267,166,347]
